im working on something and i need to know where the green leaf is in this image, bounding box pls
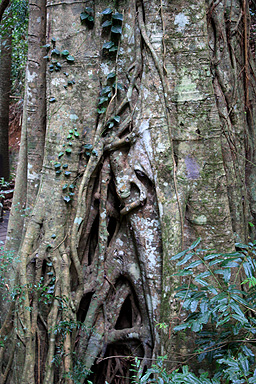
[66,55,75,63]
[85,7,93,14]
[98,96,109,105]
[64,171,71,177]
[61,50,69,56]
[84,144,93,150]
[49,97,56,103]
[112,12,123,21]
[97,107,107,114]
[74,132,80,138]
[87,16,94,22]
[42,44,51,50]
[62,184,68,191]
[58,152,64,158]
[173,323,188,331]
[109,46,118,52]
[101,85,112,95]
[62,164,68,169]
[184,260,202,270]
[171,249,187,261]
[113,115,120,123]
[102,41,114,49]
[176,252,194,266]
[111,25,122,34]
[51,48,60,56]
[51,37,56,43]
[63,195,71,203]
[55,170,61,175]
[65,148,72,154]
[194,278,209,287]
[204,253,222,261]
[80,12,89,21]
[102,20,112,28]
[108,122,114,129]
[102,8,112,15]
[107,72,116,80]
[189,237,201,250]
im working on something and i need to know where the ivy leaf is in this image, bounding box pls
[42,43,51,50]
[84,144,93,150]
[51,48,60,56]
[102,20,112,28]
[109,46,118,52]
[101,86,112,95]
[74,132,80,138]
[62,164,68,169]
[98,96,109,105]
[64,171,71,177]
[62,184,68,191]
[112,12,123,21]
[65,148,72,154]
[63,195,71,203]
[80,12,89,21]
[108,122,114,129]
[85,7,93,14]
[107,72,116,79]
[102,8,112,15]
[54,163,61,169]
[61,50,69,56]
[58,152,64,158]
[55,170,61,175]
[111,25,122,34]
[102,41,114,50]
[69,184,75,191]
[66,55,75,63]
[97,107,107,114]
[113,115,120,123]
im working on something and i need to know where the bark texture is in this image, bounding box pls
[1,0,255,382]
[0,28,11,180]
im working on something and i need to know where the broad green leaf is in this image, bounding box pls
[61,50,69,56]
[101,8,112,15]
[112,12,123,21]
[102,20,112,28]
[111,25,122,34]
[80,12,89,21]
[102,41,114,49]
[194,277,209,287]
[66,55,75,63]
[101,86,112,95]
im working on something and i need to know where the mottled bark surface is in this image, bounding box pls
[0,28,11,180]
[1,0,255,382]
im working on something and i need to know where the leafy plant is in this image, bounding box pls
[132,240,256,383]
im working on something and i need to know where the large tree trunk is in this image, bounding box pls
[0,26,11,181]
[2,0,255,382]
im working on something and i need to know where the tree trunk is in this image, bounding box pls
[1,0,255,382]
[0,27,11,181]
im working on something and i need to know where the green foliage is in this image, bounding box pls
[133,239,256,383]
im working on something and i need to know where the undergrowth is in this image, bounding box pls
[131,239,256,383]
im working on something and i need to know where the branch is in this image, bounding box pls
[0,0,10,23]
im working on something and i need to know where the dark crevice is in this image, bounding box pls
[77,293,93,323]
[115,295,133,330]
[88,213,99,265]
